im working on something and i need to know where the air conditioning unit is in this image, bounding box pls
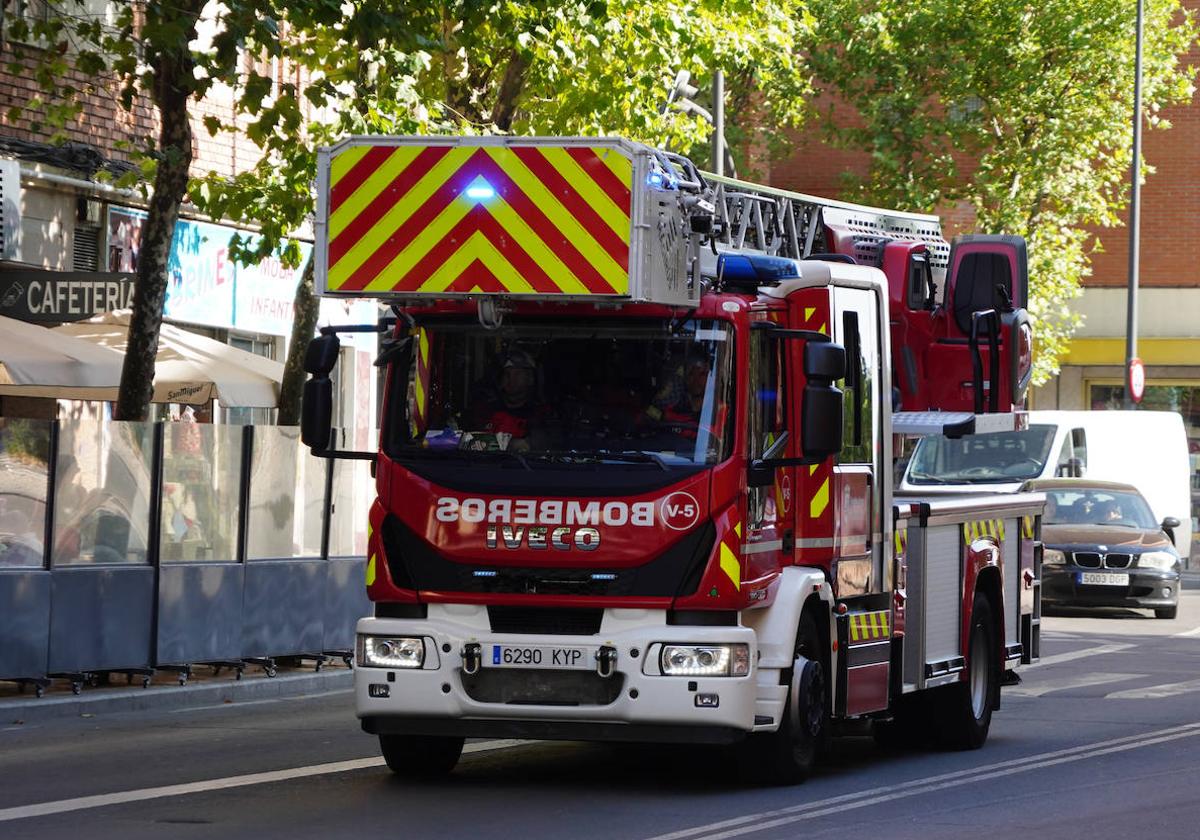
[0,158,21,261]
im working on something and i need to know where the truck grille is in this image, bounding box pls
[380,514,715,598]
[461,668,624,706]
[1073,552,1132,569]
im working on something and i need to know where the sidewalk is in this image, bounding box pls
[1,660,353,725]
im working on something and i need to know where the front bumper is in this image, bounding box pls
[1042,565,1180,609]
[354,605,769,741]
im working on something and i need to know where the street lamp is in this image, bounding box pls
[663,70,736,178]
[1124,0,1145,408]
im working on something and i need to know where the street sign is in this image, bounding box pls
[1128,357,1146,404]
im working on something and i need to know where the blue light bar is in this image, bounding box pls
[717,254,802,288]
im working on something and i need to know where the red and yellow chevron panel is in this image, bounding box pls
[324,142,633,296]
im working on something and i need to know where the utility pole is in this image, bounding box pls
[1124,0,1144,408]
[712,69,724,177]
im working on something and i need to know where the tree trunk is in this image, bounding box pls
[277,257,320,426]
[115,2,202,421]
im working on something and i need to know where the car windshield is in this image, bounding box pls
[906,425,1056,484]
[385,317,735,467]
[1043,489,1158,529]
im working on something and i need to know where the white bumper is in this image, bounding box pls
[355,604,776,741]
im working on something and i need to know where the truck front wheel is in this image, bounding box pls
[379,734,465,778]
[737,610,829,785]
[937,593,997,750]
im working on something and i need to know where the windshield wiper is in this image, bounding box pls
[392,447,531,470]
[601,450,671,471]
[907,472,949,484]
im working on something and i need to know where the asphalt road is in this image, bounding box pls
[4,592,1200,840]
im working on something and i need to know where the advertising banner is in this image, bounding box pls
[106,207,313,337]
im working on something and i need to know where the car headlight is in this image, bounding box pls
[1042,548,1066,566]
[660,644,750,677]
[1137,551,1179,571]
[358,635,426,669]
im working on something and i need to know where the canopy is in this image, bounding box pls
[48,311,285,407]
[0,313,126,395]
[0,311,285,407]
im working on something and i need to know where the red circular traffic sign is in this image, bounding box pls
[1128,357,1146,404]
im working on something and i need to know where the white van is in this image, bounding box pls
[899,410,1192,559]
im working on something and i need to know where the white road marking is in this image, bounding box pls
[1006,672,1144,697]
[644,723,1200,840]
[1173,625,1200,638]
[1107,677,1200,700]
[0,739,527,823]
[1022,643,1134,669]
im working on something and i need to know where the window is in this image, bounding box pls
[748,329,785,529]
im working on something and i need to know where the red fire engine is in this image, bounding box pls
[301,136,1043,784]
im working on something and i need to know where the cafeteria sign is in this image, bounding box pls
[0,270,136,323]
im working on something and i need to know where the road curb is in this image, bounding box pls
[2,669,353,724]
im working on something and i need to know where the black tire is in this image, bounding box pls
[737,610,829,785]
[936,594,998,750]
[379,734,465,779]
[1155,605,1178,620]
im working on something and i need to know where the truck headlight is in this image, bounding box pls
[1042,548,1066,566]
[1137,551,1179,571]
[358,635,425,669]
[660,644,749,677]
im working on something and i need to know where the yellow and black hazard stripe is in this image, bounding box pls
[893,527,908,559]
[325,142,633,296]
[1021,514,1036,539]
[847,610,891,642]
[962,518,1006,543]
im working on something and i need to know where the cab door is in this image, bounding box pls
[743,324,791,591]
[831,286,892,717]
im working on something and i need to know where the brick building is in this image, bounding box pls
[768,1,1200,556]
[0,3,375,435]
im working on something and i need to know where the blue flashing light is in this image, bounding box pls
[717,254,802,288]
[465,183,496,200]
[646,170,676,190]
[590,573,617,581]
[472,570,499,578]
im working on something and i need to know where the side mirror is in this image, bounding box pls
[1162,516,1180,548]
[301,377,333,450]
[304,334,341,376]
[801,342,845,461]
[804,341,846,380]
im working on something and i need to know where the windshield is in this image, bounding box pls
[907,425,1056,484]
[385,318,735,468]
[1044,489,1158,529]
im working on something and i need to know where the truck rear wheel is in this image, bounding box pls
[937,593,997,750]
[379,734,465,778]
[737,610,828,785]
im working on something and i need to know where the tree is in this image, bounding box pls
[5,0,289,420]
[801,0,1198,383]
[192,0,814,424]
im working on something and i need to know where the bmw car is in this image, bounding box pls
[1023,479,1183,619]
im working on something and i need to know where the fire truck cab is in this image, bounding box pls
[301,136,1042,784]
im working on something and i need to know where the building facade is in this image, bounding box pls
[768,4,1200,562]
[0,2,376,437]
